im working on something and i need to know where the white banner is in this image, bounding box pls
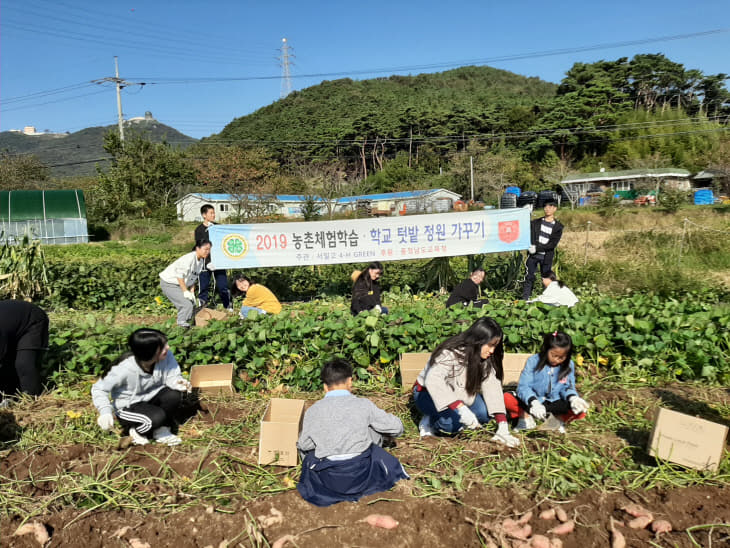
[208,208,530,269]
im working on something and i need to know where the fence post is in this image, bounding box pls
[678,218,688,265]
[583,220,591,265]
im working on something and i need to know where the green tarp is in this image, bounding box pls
[0,190,86,221]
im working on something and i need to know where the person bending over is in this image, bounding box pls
[446,268,488,308]
[232,275,282,318]
[351,261,388,315]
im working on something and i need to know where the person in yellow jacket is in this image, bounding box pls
[232,275,282,318]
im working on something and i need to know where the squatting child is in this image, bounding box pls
[296,358,409,506]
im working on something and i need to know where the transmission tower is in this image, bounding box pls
[279,38,294,99]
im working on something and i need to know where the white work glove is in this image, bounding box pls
[456,405,480,429]
[167,378,192,393]
[206,263,216,271]
[374,304,382,313]
[528,245,536,254]
[570,396,590,414]
[183,290,196,302]
[530,399,547,420]
[492,421,521,448]
[97,413,115,431]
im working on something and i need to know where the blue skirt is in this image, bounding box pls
[297,444,409,507]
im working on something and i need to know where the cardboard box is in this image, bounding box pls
[502,353,532,385]
[190,363,234,394]
[399,352,430,391]
[400,352,530,390]
[258,398,305,467]
[195,308,230,328]
[648,407,729,471]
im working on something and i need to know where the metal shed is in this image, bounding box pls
[0,190,89,244]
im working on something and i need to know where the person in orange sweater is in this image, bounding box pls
[232,275,282,318]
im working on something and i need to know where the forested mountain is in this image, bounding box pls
[0,120,196,178]
[212,66,557,177]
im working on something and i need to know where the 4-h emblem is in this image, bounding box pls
[498,220,519,243]
[222,234,249,259]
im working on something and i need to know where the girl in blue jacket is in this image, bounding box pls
[92,328,192,446]
[504,331,589,433]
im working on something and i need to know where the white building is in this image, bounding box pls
[176,189,461,222]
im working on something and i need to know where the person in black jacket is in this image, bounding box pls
[350,261,388,315]
[446,268,488,308]
[194,204,232,312]
[0,300,49,403]
[522,201,564,300]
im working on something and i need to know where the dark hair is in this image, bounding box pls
[430,317,504,395]
[535,331,573,380]
[471,268,485,276]
[542,271,565,288]
[128,328,168,362]
[544,200,558,208]
[354,261,384,290]
[321,358,353,386]
[195,238,211,249]
[231,274,252,297]
[200,204,214,216]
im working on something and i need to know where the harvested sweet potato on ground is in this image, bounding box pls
[547,520,575,535]
[13,522,50,546]
[518,511,533,525]
[529,534,551,548]
[621,503,652,518]
[362,514,399,529]
[651,520,672,534]
[549,538,563,548]
[628,515,653,529]
[610,517,626,548]
[271,534,296,548]
[502,518,532,540]
[539,508,556,520]
[555,507,568,523]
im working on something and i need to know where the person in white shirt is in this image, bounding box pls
[528,271,578,307]
[159,239,211,327]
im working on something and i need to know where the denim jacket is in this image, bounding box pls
[516,353,578,404]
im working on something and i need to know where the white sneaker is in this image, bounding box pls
[226,307,234,314]
[418,416,436,437]
[539,414,566,433]
[152,426,182,446]
[514,415,536,431]
[129,427,149,445]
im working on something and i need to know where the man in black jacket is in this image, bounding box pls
[446,268,487,308]
[194,204,232,311]
[522,201,563,300]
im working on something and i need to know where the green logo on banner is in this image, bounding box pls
[222,234,248,259]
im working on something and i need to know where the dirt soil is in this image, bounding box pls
[2,386,729,548]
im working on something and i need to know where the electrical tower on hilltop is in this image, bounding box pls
[279,38,294,99]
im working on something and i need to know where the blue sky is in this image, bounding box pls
[2,0,729,139]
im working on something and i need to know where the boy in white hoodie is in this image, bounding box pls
[92,328,191,446]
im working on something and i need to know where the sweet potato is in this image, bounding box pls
[547,520,575,535]
[621,503,652,518]
[627,515,653,530]
[610,517,626,548]
[555,507,568,523]
[549,539,563,548]
[518,511,533,525]
[362,514,399,529]
[13,522,50,545]
[651,520,672,534]
[529,534,551,548]
[539,508,556,520]
[271,534,296,548]
[502,518,532,540]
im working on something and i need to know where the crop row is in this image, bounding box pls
[45,290,730,388]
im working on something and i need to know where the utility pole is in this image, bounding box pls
[279,38,294,99]
[469,156,474,202]
[91,57,144,142]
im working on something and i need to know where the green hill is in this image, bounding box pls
[0,120,197,178]
[212,65,557,165]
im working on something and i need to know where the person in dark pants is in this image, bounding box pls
[446,268,488,308]
[92,328,192,446]
[194,204,232,312]
[522,201,564,300]
[0,300,49,403]
[350,261,388,315]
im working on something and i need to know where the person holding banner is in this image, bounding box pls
[412,317,520,448]
[522,200,563,300]
[159,239,211,328]
[232,275,282,318]
[194,204,232,312]
[350,262,388,315]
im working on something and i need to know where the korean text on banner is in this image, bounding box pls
[208,208,530,269]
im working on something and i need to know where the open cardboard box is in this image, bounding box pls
[648,407,728,472]
[190,363,234,395]
[399,352,531,390]
[195,308,230,328]
[258,398,306,467]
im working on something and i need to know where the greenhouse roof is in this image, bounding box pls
[561,168,691,185]
[0,190,87,222]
